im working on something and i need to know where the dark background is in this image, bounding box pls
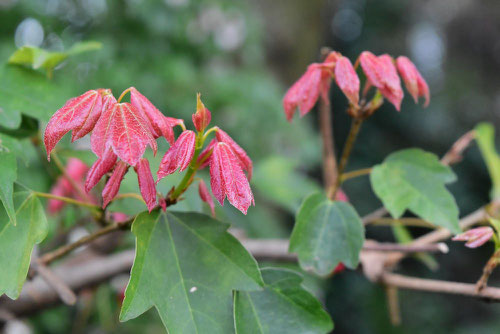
[1,0,500,332]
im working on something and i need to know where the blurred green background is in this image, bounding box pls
[1,0,500,333]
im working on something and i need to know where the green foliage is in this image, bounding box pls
[475,123,500,200]
[0,192,48,299]
[8,41,102,78]
[120,210,263,333]
[371,148,460,233]
[289,193,365,276]
[0,134,18,225]
[233,267,333,334]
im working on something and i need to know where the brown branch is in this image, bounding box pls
[319,98,338,192]
[476,248,500,292]
[31,260,76,305]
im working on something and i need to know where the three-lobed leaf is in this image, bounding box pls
[120,210,263,333]
[475,123,500,200]
[289,192,365,276]
[234,267,333,334]
[370,148,460,233]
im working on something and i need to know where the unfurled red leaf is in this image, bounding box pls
[216,128,253,180]
[396,56,430,107]
[197,138,216,169]
[198,179,215,217]
[130,87,180,145]
[157,130,196,182]
[102,161,129,208]
[210,142,254,214]
[192,93,211,132]
[359,52,403,111]
[334,56,360,107]
[44,89,103,159]
[48,158,89,213]
[453,227,494,248]
[134,158,157,212]
[85,147,118,192]
[91,102,157,166]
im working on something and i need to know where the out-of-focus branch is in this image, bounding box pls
[319,98,338,193]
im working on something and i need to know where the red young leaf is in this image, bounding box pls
[102,161,129,208]
[197,138,217,169]
[44,89,104,159]
[452,227,494,249]
[198,178,215,217]
[209,142,254,214]
[129,87,180,145]
[334,56,360,107]
[157,130,196,182]
[85,147,118,192]
[192,93,212,132]
[215,128,253,180]
[91,102,157,166]
[359,52,403,111]
[134,158,157,212]
[396,56,430,107]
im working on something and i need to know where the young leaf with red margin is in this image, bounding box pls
[134,158,157,212]
[215,128,253,180]
[396,56,430,107]
[157,130,196,182]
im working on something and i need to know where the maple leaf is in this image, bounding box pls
[198,179,215,217]
[396,56,430,107]
[210,142,254,214]
[85,147,118,192]
[156,130,196,182]
[44,89,107,159]
[91,102,157,167]
[197,138,217,169]
[215,128,253,180]
[134,158,157,212]
[334,56,360,107]
[102,161,129,208]
[129,87,183,145]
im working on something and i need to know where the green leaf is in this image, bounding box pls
[0,192,48,299]
[289,192,365,276]
[120,210,263,333]
[8,41,102,78]
[0,65,72,129]
[370,148,460,233]
[0,148,17,226]
[234,267,333,334]
[475,123,500,200]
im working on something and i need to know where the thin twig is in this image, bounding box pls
[367,217,437,228]
[51,152,94,204]
[385,285,401,326]
[34,192,100,210]
[476,248,500,292]
[341,167,372,183]
[32,260,77,305]
[363,242,448,253]
[319,98,338,192]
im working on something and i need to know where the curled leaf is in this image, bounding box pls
[197,139,217,169]
[334,56,360,107]
[396,56,430,107]
[216,128,253,180]
[157,130,196,182]
[452,227,494,248]
[102,161,129,208]
[198,179,215,217]
[85,147,118,192]
[134,158,157,212]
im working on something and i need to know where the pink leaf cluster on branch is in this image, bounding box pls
[283,50,429,120]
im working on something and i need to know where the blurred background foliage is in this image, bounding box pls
[1,0,500,333]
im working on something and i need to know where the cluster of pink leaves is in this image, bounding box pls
[44,88,254,215]
[283,50,430,121]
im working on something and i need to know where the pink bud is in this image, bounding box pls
[192,93,212,132]
[336,189,349,202]
[102,161,129,209]
[198,179,215,217]
[396,56,430,107]
[334,56,360,107]
[44,89,104,159]
[210,142,254,214]
[85,147,118,192]
[333,263,346,275]
[215,129,253,180]
[452,227,494,248]
[197,139,217,169]
[134,158,157,212]
[359,52,404,111]
[157,130,196,182]
[110,212,129,223]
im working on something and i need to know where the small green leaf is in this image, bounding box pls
[0,149,16,226]
[120,210,263,333]
[0,192,48,299]
[289,192,365,276]
[234,267,333,334]
[475,123,500,200]
[370,148,460,233]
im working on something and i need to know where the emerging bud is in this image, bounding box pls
[102,161,129,209]
[197,139,217,169]
[452,227,494,248]
[44,89,104,159]
[334,56,360,107]
[85,147,118,192]
[198,179,215,217]
[134,158,157,212]
[215,129,253,180]
[91,102,157,166]
[396,56,430,107]
[157,130,196,182]
[210,142,254,214]
[192,93,212,132]
[359,52,404,111]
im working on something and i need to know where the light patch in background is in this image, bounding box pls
[81,0,108,17]
[164,0,189,8]
[214,12,246,51]
[331,8,363,42]
[15,18,44,48]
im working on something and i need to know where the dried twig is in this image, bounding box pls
[31,260,77,305]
